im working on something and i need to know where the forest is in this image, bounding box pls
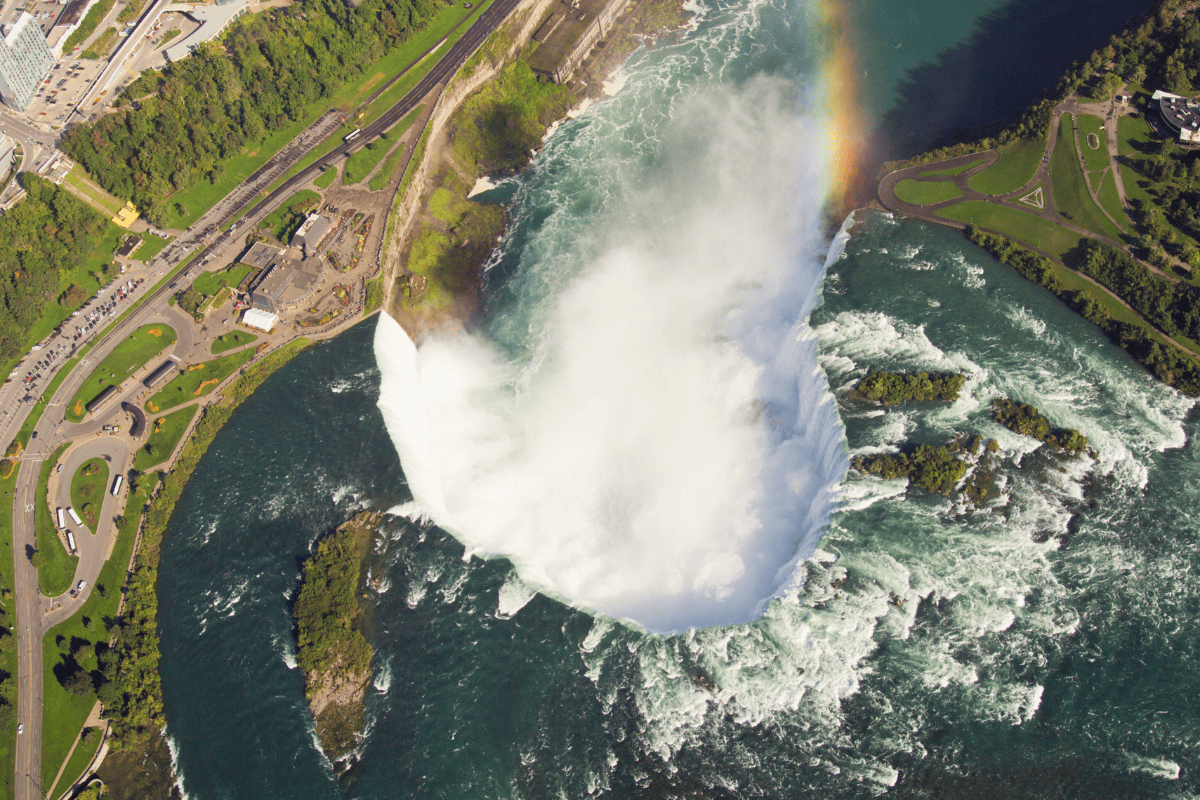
[61,0,445,225]
[855,370,966,404]
[853,444,967,495]
[293,527,372,685]
[0,175,107,365]
[991,399,1090,455]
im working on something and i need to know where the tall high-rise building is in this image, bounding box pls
[0,12,54,111]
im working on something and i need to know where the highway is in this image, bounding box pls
[8,0,524,795]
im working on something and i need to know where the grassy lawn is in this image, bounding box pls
[937,201,1085,258]
[262,190,321,242]
[145,348,257,412]
[70,458,109,534]
[918,158,984,177]
[0,467,17,800]
[63,168,126,216]
[133,404,199,471]
[368,107,424,191]
[36,443,76,597]
[65,324,177,422]
[1117,113,1153,158]
[1096,169,1131,232]
[344,131,398,186]
[1049,115,1126,242]
[40,474,153,792]
[193,264,254,297]
[967,138,1045,196]
[1077,114,1111,173]
[129,233,172,262]
[46,724,103,800]
[211,330,258,354]
[893,179,963,205]
[314,166,338,189]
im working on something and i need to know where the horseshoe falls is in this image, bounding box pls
[151,0,1200,798]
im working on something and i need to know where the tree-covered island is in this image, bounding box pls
[991,399,1092,456]
[854,370,968,404]
[293,511,382,766]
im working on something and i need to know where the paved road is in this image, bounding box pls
[68,0,173,124]
[9,0,526,794]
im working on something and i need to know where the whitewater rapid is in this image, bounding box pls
[375,74,848,633]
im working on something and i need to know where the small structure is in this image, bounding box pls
[164,0,250,63]
[142,359,177,388]
[115,234,143,259]
[242,308,278,332]
[291,213,333,256]
[113,201,139,229]
[84,384,117,414]
[1151,89,1200,145]
[0,134,13,171]
[527,0,625,84]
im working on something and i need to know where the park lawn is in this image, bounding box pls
[134,404,199,471]
[40,631,97,793]
[1049,115,1126,242]
[262,190,321,241]
[211,330,258,354]
[1077,114,1111,173]
[893,179,963,206]
[937,201,1085,259]
[45,725,103,800]
[314,166,338,189]
[145,348,257,412]
[1096,170,1131,232]
[368,107,424,191]
[65,323,177,422]
[918,158,984,177]
[63,167,126,217]
[1117,113,1153,158]
[0,469,16,800]
[968,138,1044,196]
[36,444,76,597]
[129,233,172,262]
[70,458,109,534]
[193,264,254,297]
[343,131,397,186]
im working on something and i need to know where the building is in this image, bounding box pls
[527,0,625,84]
[0,134,14,172]
[113,201,139,228]
[241,308,278,332]
[0,12,55,111]
[291,213,333,256]
[143,359,178,388]
[1152,89,1200,145]
[164,0,250,63]
[240,240,282,269]
[239,241,322,313]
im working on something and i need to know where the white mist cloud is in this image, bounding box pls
[375,76,847,632]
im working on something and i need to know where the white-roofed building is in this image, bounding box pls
[241,308,278,332]
[0,12,55,111]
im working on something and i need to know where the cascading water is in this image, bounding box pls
[375,64,849,632]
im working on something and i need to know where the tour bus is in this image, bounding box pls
[66,531,76,554]
[56,507,65,529]
[66,507,82,527]
[110,474,124,496]
[344,128,361,142]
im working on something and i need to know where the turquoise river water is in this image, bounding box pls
[152,0,1200,797]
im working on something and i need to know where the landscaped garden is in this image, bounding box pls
[133,405,200,471]
[65,324,177,422]
[211,330,259,354]
[144,349,257,412]
[70,458,109,534]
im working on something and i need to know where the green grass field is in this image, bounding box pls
[0,465,17,800]
[343,132,397,186]
[314,166,338,189]
[70,458,109,534]
[211,330,258,354]
[1117,113,1153,158]
[368,107,424,191]
[893,179,963,205]
[145,348,257,412]
[193,264,254,298]
[39,475,154,792]
[129,233,171,262]
[133,404,199,471]
[937,201,1085,258]
[1096,169,1131,232]
[65,323,177,422]
[1077,114,1111,173]
[45,725,103,800]
[62,168,126,217]
[968,138,1044,196]
[1049,115,1126,242]
[918,158,984,177]
[36,443,76,597]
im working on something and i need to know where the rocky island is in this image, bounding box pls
[293,511,383,766]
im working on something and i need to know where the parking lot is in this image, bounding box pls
[23,58,106,122]
[0,0,70,37]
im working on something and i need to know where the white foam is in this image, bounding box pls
[496,573,538,619]
[1122,752,1181,780]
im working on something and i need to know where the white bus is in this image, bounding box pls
[344,128,361,142]
[110,474,124,496]
[66,507,82,527]
[66,531,76,554]
[56,507,65,529]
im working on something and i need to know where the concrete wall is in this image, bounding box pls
[381,0,559,325]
